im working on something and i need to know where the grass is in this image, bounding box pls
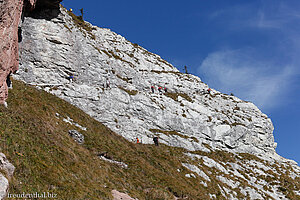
[63,24,72,33]
[149,129,198,142]
[94,48,135,68]
[222,119,246,127]
[151,70,181,76]
[118,86,138,96]
[66,9,96,40]
[108,50,135,67]
[165,92,193,103]
[116,74,131,83]
[1,80,298,199]
[1,80,211,199]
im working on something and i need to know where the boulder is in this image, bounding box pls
[0,153,15,199]
[68,130,84,144]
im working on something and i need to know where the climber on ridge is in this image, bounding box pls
[158,86,162,94]
[164,87,167,93]
[207,88,212,94]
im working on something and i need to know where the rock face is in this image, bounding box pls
[0,0,61,105]
[68,129,84,144]
[16,6,279,160]
[0,153,15,199]
[111,190,137,200]
[0,0,28,104]
[12,5,300,199]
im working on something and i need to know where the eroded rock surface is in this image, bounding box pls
[111,190,137,200]
[0,153,15,199]
[13,5,300,200]
[15,6,279,160]
[68,129,84,144]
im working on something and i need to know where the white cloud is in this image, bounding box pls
[197,1,300,111]
[206,1,300,31]
[198,49,296,110]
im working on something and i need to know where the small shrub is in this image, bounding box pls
[207,116,212,122]
[66,10,96,40]
[64,24,72,32]
[165,92,193,103]
[116,74,131,83]
[231,122,245,127]
[149,129,189,140]
[118,86,138,95]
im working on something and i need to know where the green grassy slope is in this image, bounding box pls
[0,80,209,199]
[0,80,299,200]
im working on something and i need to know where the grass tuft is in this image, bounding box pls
[66,10,96,40]
[118,86,138,95]
[165,92,193,103]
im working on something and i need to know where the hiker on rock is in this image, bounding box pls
[158,86,162,94]
[151,85,155,93]
[207,88,211,94]
[68,74,74,83]
[164,87,167,93]
[153,137,159,146]
[136,137,140,144]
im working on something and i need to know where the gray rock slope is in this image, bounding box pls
[14,6,300,199]
[17,6,278,159]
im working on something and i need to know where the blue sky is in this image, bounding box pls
[62,0,300,164]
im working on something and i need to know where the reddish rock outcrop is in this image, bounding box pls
[0,0,36,104]
[0,0,60,105]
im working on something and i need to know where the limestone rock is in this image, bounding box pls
[99,156,128,169]
[0,174,9,200]
[15,6,280,161]
[0,153,15,178]
[111,190,137,200]
[68,130,84,144]
[0,153,15,199]
[11,5,300,200]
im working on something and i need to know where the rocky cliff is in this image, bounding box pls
[17,5,281,160]
[7,4,300,200]
[0,0,59,198]
[0,0,35,197]
[0,0,29,104]
[0,0,61,105]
